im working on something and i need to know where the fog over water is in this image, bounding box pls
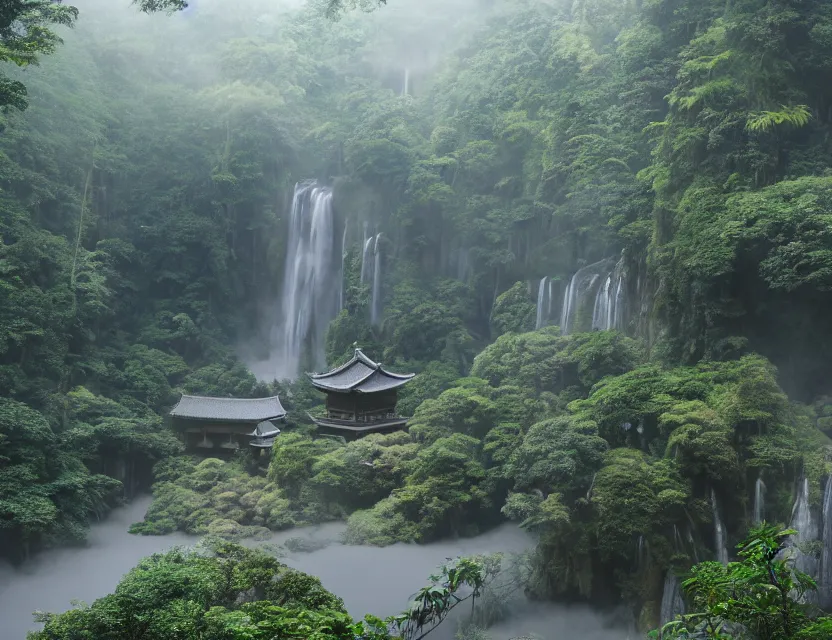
[0,497,627,640]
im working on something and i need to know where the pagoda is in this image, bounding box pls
[169,395,286,452]
[307,348,415,439]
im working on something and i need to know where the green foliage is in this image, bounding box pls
[391,554,502,640]
[345,433,492,544]
[657,525,832,640]
[0,397,123,559]
[130,457,293,537]
[28,541,392,640]
[0,0,78,111]
[29,537,504,640]
[490,282,536,337]
[6,1,832,635]
[471,328,644,409]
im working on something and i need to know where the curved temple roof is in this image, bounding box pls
[309,349,415,394]
[170,395,286,422]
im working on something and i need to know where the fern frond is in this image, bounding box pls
[670,78,737,111]
[746,105,812,132]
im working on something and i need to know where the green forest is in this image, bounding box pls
[4,0,832,638]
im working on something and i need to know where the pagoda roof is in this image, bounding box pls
[250,420,281,439]
[308,349,415,394]
[169,395,286,422]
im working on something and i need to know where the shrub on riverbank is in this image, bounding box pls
[129,456,295,537]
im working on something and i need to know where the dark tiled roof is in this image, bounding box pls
[308,349,415,393]
[250,420,281,438]
[170,395,286,422]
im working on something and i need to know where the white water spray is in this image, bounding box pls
[591,260,627,331]
[752,475,766,525]
[659,573,685,635]
[536,277,549,329]
[360,232,384,326]
[710,488,729,564]
[819,476,832,607]
[789,477,819,577]
[270,181,337,379]
[371,233,383,325]
[339,220,349,310]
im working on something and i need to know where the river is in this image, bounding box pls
[0,497,627,639]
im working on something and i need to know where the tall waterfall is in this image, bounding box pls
[592,260,626,331]
[536,277,548,329]
[561,258,625,334]
[711,489,729,564]
[361,235,374,284]
[403,68,411,96]
[371,233,383,326]
[339,220,348,310]
[819,476,832,607]
[789,477,819,576]
[271,181,338,379]
[752,475,766,525]
[659,573,685,636]
[535,277,557,329]
[361,232,384,326]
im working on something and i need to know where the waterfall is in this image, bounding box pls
[659,573,685,635]
[636,535,648,572]
[360,235,374,284]
[403,68,410,96]
[370,233,383,326]
[536,277,549,329]
[560,258,619,335]
[271,181,337,379]
[819,476,832,607]
[788,477,819,577]
[592,275,613,330]
[339,220,348,310]
[548,278,554,319]
[710,488,729,564]
[591,259,627,331]
[752,475,766,525]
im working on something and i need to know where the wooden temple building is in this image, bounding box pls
[169,395,286,452]
[307,348,415,439]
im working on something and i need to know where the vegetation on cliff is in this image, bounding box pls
[3,0,832,634]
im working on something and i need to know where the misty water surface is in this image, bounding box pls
[0,498,628,640]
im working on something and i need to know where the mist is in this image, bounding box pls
[0,499,626,639]
[3,0,829,637]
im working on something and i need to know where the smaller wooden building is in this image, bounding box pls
[169,395,286,452]
[307,349,415,439]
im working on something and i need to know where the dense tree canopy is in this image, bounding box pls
[5,0,832,636]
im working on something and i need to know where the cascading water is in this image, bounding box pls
[636,535,648,572]
[339,220,348,310]
[591,259,627,331]
[560,258,622,335]
[710,488,729,564]
[819,476,832,607]
[403,68,410,96]
[361,235,374,284]
[789,477,819,577]
[548,278,554,320]
[371,233,383,326]
[536,277,549,329]
[359,231,384,325]
[535,277,558,329]
[659,573,685,635]
[752,475,766,525]
[271,181,337,380]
